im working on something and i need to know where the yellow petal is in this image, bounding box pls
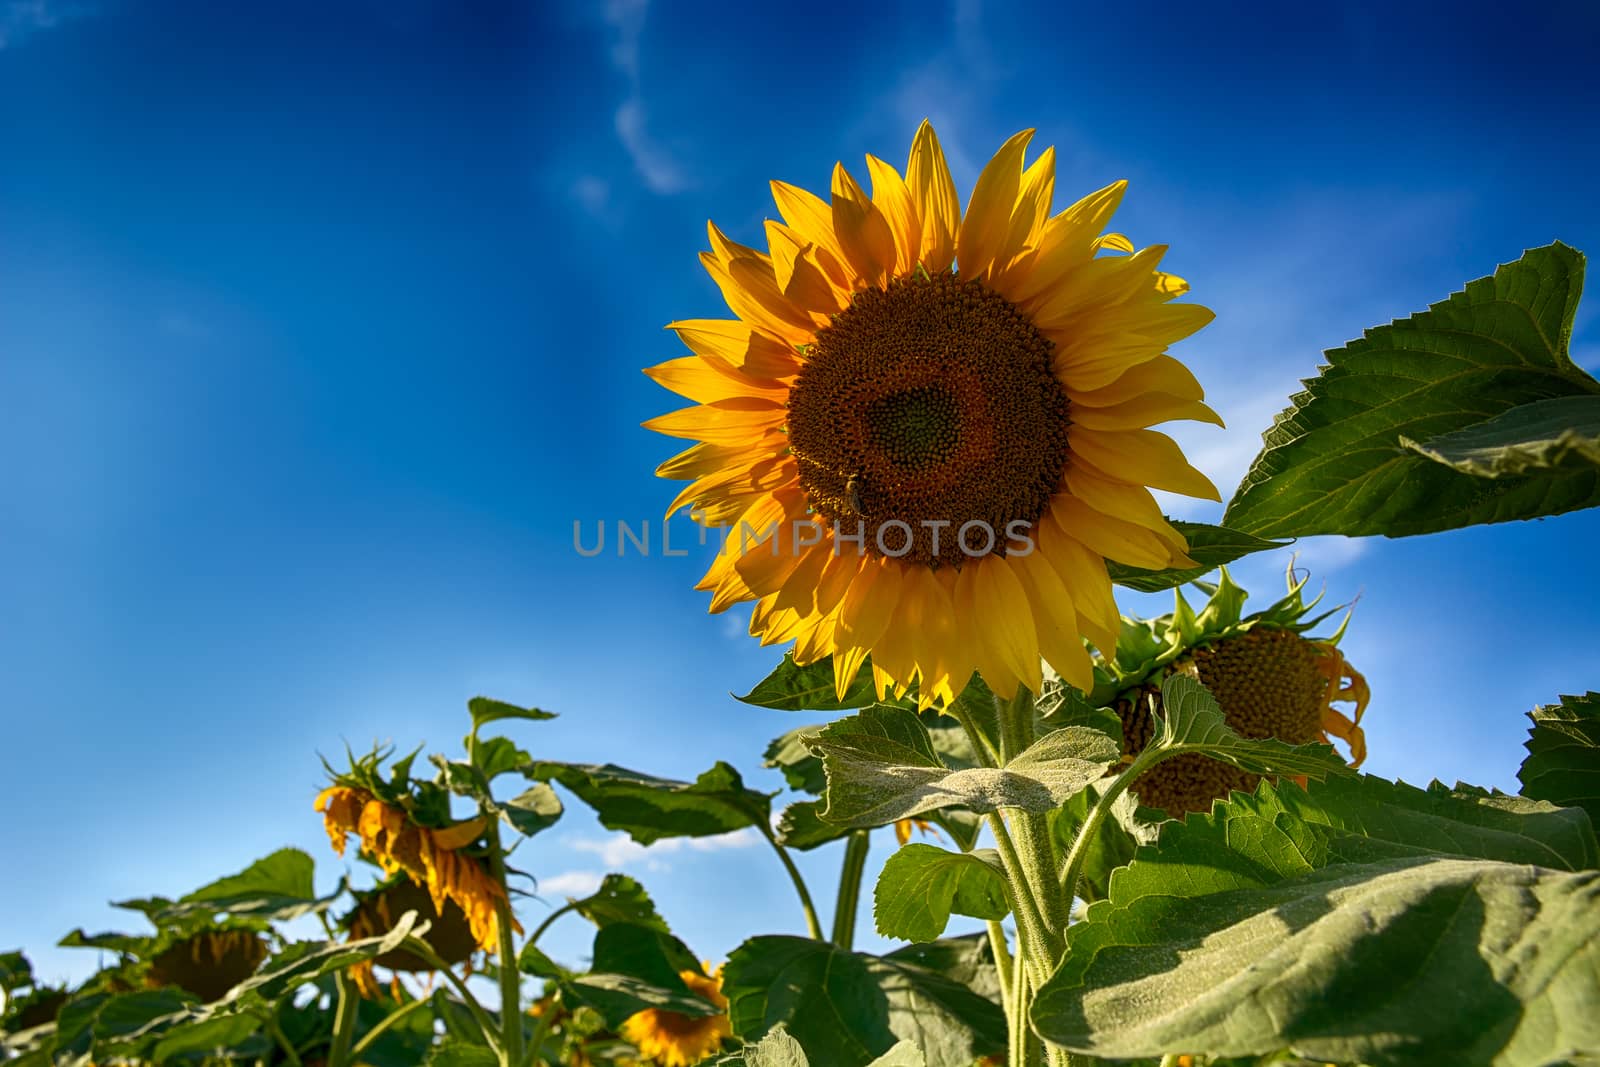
[771,179,848,266]
[991,146,1056,286]
[764,220,849,312]
[733,492,812,596]
[643,356,790,405]
[1037,518,1122,658]
[953,556,1022,699]
[1013,546,1094,692]
[976,555,1043,695]
[666,319,802,379]
[865,154,921,275]
[1002,180,1128,306]
[1068,354,1206,407]
[835,555,903,656]
[831,163,897,288]
[1070,428,1222,501]
[904,120,959,273]
[431,816,488,851]
[699,251,814,345]
[1069,392,1224,431]
[1051,493,1189,571]
[956,128,1034,281]
[641,399,786,444]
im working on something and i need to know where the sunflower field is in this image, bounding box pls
[5,125,1600,1067]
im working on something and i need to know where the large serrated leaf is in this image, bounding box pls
[813,706,1118,826]
[1031,857,1600,1065]
[1106,522,1287,592]
[1154,674,1351,780]
[153,848,340,923]
[226,911,423,1002]
[722,935,1004,1067]
[525,760,772,844]
[1224,242,1600,537]
[873,844,1009,943]
[1520,692,1600,829]
[567,873,670,933]
[562,923,720,1028]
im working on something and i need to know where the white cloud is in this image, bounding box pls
[538,870,606,898]
[0,0,93,49]
[601,0,688,194]
[568,828,760,873]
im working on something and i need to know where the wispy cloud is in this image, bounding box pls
[0,0,93,50]
[602,0,688,194]
[537,870,606,898]
[568,828,760,873]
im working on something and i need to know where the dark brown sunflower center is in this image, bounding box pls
[786,272,1071,565]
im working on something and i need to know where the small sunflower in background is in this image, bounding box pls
[315,750,520,955]
[619,964,731,1067]
[1095,566,1370,815]
[646,122,1220,706]
[143,927,269,1002]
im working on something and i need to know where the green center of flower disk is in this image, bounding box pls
[786,272,1073,566]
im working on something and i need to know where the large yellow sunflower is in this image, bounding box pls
[646,123,1220,704]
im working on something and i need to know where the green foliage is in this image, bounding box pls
[568,873,671,933]
[1520,691,1600,827]
[1225,242,1600,538]
[1151,674,1352,780]
[1105,521,1287,592]
[467,696,557,730]
[154,847,342,923]
[813,705,1118,825]
[561,923,719,1028]
[872,844,1009,943]
[500,783,564,837]
[722,935,1004,1067]
[721,1027,928,1067]
[526,759,773,844]
[1032,857,1600,1064]
[738,653,881,710]
[426,1038,502,1066]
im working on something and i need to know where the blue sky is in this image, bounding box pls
[3,0,1599,988]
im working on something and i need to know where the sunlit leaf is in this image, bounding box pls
[568,873,670,934]
[1152,674,1351,780]
[156,848,342,923]
[1400,394,1600,477]
[467,696,557,730]
[814,705,1118,826]
[873,845,1009,943]
[425,1038,500,1067]
[500,783,564,837]
[1225,242,1600,538]
[562,923,718,1028]
[226,911,424,1002]
[737,653,881,710]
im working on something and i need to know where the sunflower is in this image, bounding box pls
[343,877,479,998]
[1096,567,1370,815]
[619,967,731,1067]
[315,786,519,954]
[143,928,268,1002]
[646,122,1220,705]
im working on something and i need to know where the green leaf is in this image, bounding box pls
[737,653,880,710]
[1225,242,1600,538]
[1274,774,1598,871]
[1050,785,1163,904]
[525,761,773,845]
[226,911,424,1001]
[562,923,717,1029]
[426,1038,501,1067]
[813,706,1118,827]
[873,844,1009,943]
[1520,691,1600,829]
[1106,522,1287,592]
[58,928,151,955]
[776,800,852,851]
[0,950,32,990]
[156,848,340,923]
[501,783,564,837]
[1031,857,1600,1064]
[150,1013,264,1059]
[745,1025,810,1067]
[1400,394,1600,477]
[468,696,557,730]
[1152,674,1351,780]
[764,727,828,794]
[472,736,531,780]
[722,935,1004,1067]
[516,943,566,978]
[568,874,670,933]
[866,1041,928,1067]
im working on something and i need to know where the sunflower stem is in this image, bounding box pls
[348,993,430,1063]
[527,900,580,948]
[984,813,1056,989]
[759,823,825,940]
[948,697,1002,767]
[1058,745,1162,903]
[831,829,871,949]
[487,835,525,1066]
[524,989,561,1066]
[265,1014,304,1067]
[401,936,501,1050]
[327,971,359,1067]
[985,919,1014,1008]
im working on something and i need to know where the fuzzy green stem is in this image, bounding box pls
[947,700,1002,768]
[985,919,1014,1009]
[487,840,525,1066]
[348,995,430,1063]
[831,830,871,949]
[1058,747,1163,904]
[760,824,825,940]
[985,813,1055,989]
[327,972,359,1067]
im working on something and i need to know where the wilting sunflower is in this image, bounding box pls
[1096,567,1370,815]
[342,877,479,998]
[144,928,268,1002]
[619,966,731,1067]
[315,785,519,954]
[646,122,1220,705]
